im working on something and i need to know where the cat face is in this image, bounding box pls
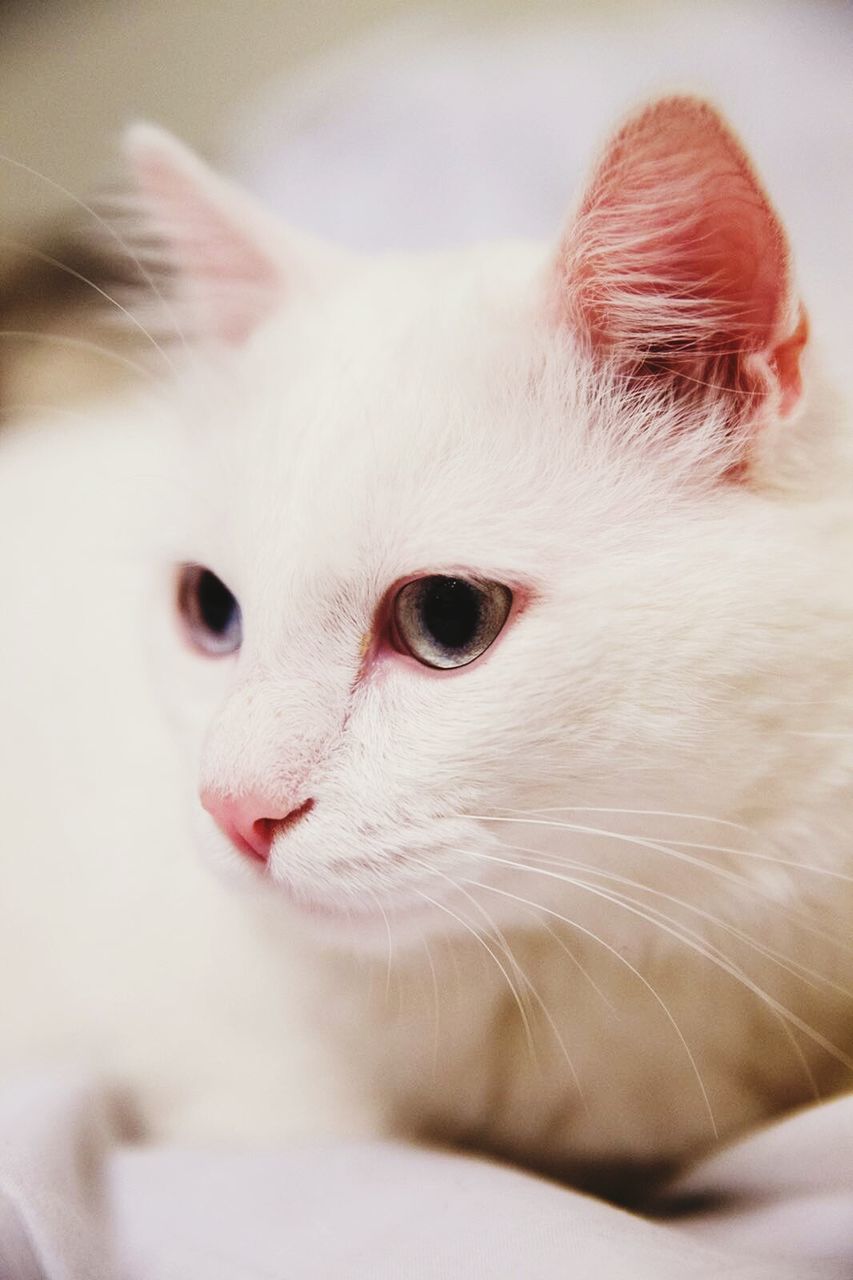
[133,99,817,947]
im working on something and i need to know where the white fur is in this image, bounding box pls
[2,19,853,1195]
[143,230,853,1181]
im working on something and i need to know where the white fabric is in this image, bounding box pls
[0,1075,850,1279]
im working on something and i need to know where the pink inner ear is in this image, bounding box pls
[129,127,285,345]
[559,97,804,425]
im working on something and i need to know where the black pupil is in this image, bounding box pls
[197,570,237,636]
[420,576,481,650]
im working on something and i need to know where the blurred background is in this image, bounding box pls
[0,0,659,229]
[0,0,850,405]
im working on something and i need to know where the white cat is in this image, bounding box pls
[2,80,853,1197]
[128,93,853,1189]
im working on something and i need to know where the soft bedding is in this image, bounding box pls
[0,1075,849,1279]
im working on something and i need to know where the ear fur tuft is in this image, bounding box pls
[554,95,807,446]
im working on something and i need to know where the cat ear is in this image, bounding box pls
[555,96,808,444]
[124,124,303,344]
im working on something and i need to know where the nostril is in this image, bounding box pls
[251,817,276,855]
[201,790,315,866]
[273,797,315,836]
[251,799,314,855]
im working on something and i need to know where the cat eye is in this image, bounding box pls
[176,565,243,656]
[392,575,512,670]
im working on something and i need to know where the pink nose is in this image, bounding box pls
[201,788,314,864]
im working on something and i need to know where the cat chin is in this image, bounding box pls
[271,885,448,953]
[197,827,453,948]
[264,861,552,954]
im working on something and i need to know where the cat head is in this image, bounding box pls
[128,97,822,949]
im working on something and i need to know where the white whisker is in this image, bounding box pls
[0,236,178,374]
[496,842,853,1000]
[666,837,853,886]
[428,865,585,1105]
[0,330,157,382]
[538,915,618,1014]
[467,812,756,890]
[466,812,853,950]
[461,851,853,1077]
[0,150,191,356]
[412,888,539,1066]
[414,859,534,1024]
[421,933,441,1080]
[494,805,751,832]
[366,886,395,1005]
[464,875,720,1141]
